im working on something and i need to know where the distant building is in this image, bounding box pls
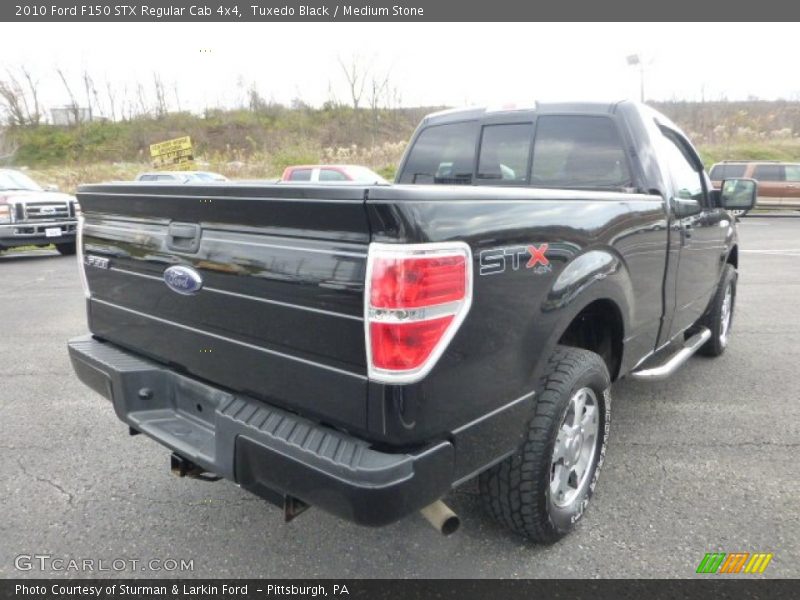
[50,106,92,126]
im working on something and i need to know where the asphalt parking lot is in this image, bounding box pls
[1,217,798,579]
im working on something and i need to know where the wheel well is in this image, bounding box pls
[727,245,738,269]
[557,299,624,381]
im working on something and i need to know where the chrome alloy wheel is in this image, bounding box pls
[720,283,733,346]
[550,387,600,508]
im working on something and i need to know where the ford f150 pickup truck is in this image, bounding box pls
[68,101,756,542]
[0,169,79,255]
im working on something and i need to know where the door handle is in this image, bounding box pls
[167,222,201,253]
[168,223,199,238]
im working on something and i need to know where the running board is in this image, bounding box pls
[630,328,712,381]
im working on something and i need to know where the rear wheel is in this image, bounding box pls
[56,242,76,256]
[479,345,611,543]
[698,264,737,357]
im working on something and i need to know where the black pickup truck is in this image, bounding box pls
[68,101,756,542]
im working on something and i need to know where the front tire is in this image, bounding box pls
[698,263,737,357]
[479,345,611,543]
[56,242,76,256]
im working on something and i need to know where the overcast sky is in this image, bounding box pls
[2,22,798,117]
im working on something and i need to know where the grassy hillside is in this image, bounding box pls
[7,100,800,193]
[651,100,800,167]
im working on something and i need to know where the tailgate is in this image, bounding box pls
[77,183,371,431]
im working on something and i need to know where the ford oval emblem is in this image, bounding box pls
[163,265,203,295]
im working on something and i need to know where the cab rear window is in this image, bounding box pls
[399,115,631,190]
[477,124,534,184]
[398,122,479,184]
[531,116,631,188]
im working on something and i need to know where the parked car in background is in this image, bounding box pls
[0,169,79,255]
[135,171,228,183]
[710,161,800,210]
[281,164,388,184]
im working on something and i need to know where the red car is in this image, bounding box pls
[280,164,388,184]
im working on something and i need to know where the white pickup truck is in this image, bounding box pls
[0,169,79,255]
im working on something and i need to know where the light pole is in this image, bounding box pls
[626,54,645,102]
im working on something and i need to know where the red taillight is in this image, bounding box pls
[365,243,472,383]
[370,316,454,371]
[369,255,467,309]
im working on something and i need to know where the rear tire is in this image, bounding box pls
[479,345,611,543]
[56,242,76,256]
[698,264,737,357]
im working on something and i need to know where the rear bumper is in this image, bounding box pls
[67,335,455,526]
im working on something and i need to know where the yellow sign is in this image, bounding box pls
[150,136,195,170]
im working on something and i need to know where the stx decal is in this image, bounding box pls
[479,244,551,276]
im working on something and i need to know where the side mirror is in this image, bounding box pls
[674,197,702,218]
[44,184,59,192]
[717,178,757,212]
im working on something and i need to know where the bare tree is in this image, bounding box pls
[368,70,391,113]
[173,80,182,113]
[136,82,149,117]
[153,73,168,117]
[105,80,117,121]
[247,82,267,112]
[0,67,44,126]
[56,67,81,124]
[0,76,28,126]
[83,71,104,120]
[82,71,95,120]
[367,69,392,143]
[20,67,41,125]
[337,55,369,112]
[324,81,342,109]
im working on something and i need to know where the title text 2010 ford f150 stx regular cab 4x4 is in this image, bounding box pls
[68,101,756,542]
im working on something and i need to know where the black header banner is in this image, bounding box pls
[4,0,800,21]
[3,579,800,600]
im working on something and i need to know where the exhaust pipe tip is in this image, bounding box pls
[439,513,461,536]
[420,500,460,536]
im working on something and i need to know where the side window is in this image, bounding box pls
[477,123,533,184]
[753,165,785,182]
[289,168,312,182]
[155,175,176,181]
[398,121,479,184]
[660,132,705,203]
[319,169,348,182]
[709,164,746,180]
[531,116,632,188]
[784,165,800,182]
[139,175,155,181]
